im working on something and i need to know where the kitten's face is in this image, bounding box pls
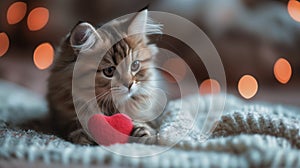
[69,10,163,121]
[95,38,159,120]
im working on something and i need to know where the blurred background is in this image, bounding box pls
[0,0,299,106]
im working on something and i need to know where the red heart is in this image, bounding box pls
[87,113,133,146]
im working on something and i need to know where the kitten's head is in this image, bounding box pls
[67,9,164,121]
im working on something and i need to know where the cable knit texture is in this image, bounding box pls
[0,80,300,167]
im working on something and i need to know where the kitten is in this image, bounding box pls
[47,9,164,145]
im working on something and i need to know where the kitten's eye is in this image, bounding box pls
[102,66,116,78]
[131,60,140,72]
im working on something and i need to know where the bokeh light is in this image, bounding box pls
[27,7,49,31]
[288,0,300,22]
[163,58,187,83]
[0,32,10,57]
[238,75,258,99]
[7,2,27,25]
[199,79,221,95]
[274,58,292,84]
[33,43,54,70]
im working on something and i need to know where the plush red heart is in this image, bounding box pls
[87,113,133,146]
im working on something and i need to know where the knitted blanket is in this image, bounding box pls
[0,80,300,167]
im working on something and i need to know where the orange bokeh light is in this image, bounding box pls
[238,75,258,99]
[7,2,27,24]
[0,32,10,57]
[274,58,292,84]
[288,0,300,22]
[27,7,49,31]
[33,43,54,70]
[199,79,221,95]
[163,58,187,83]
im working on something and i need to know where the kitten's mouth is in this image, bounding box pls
[111,88,136,104]
[123,91,138,102]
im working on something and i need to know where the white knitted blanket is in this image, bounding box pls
[0,80,300,167]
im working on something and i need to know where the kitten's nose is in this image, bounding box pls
[124,81,133,90]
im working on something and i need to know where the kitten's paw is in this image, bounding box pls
[130,122,158,144]
[68,129,96,145]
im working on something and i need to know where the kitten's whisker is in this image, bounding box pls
[111,89,127,95]
[139,87,168,108]
[147,85,173,96]
[76,90,110,113]
[110,87,122,91]
[95,91,110,101]
[138,79,166,82]
[98,93,117,116]
[138,84,172,96]
[94,91,110,101]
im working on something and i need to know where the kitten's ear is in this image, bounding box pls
[70,22,99,52]
[128,9,148,36]
[128,9,162,37]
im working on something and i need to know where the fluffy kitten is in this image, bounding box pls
[47,9,163,145]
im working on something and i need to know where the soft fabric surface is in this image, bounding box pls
[0,80,300,167]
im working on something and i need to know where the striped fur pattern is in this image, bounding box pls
[47,10,163,145]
